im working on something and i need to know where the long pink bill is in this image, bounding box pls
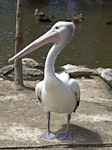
[8,29,59,62]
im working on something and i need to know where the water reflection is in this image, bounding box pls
[0,0,112,68]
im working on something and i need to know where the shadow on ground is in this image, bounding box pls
[57,124,103,143]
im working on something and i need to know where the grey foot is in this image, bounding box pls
[41,131,55,139]
[58,132,73,140]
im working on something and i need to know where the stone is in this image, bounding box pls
[22,58,43,69]
[0,58,43,81]
[62,64,92,78]
[0,61,112,87]
[96,68,112,87]
[0,64,14,75]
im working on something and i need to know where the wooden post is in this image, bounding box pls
[14,0,23,87]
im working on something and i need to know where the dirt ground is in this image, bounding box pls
[0,76,112,150]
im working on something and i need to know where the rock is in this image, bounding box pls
[0,61,112,87]
[22,66,43,80]
[22,58,44,70]
[62,64,112,87]
[96,68,112,87]
[62,64,92,78]
[0,58,44,81]
[0,64,14,75]
[96,68,104,75]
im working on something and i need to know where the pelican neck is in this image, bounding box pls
[44,43,63,78]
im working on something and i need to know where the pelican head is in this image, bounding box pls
[8,21,76,62]
[51,21,75,43]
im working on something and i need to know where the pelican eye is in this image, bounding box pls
[55,26,59,29]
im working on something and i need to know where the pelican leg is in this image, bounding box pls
[58,114,72,140]
[41,112,55,139]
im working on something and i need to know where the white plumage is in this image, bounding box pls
[35,72,80,113]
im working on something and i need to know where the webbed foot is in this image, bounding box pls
[41,131,55,139]
[58,132,72,140]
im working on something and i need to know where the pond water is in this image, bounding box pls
[0,0,112,69]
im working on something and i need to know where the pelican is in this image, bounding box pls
[9,21,80,140]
